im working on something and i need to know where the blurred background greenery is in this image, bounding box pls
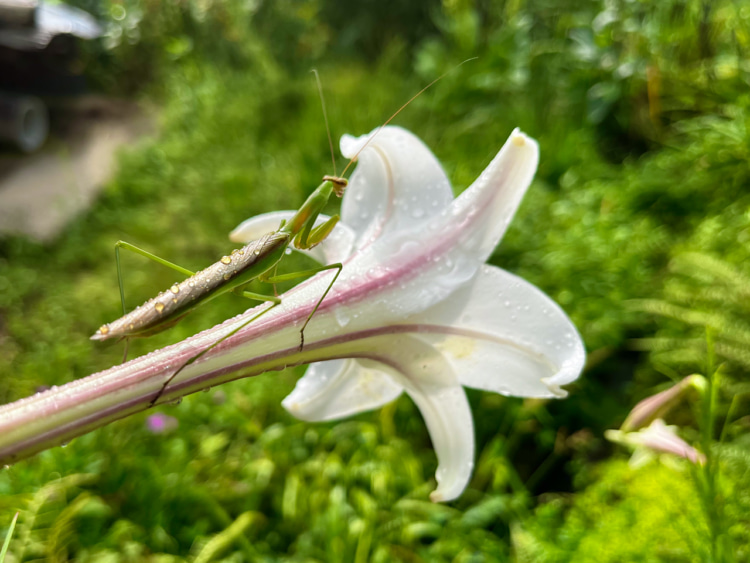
[1,0,750,560]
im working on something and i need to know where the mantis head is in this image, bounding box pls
[323,175,348,197]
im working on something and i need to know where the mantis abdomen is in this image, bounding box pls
[92,231,290,341]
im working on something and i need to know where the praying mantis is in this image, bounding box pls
[91,63,473,406]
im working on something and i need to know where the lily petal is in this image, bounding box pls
[305,334,474,502]
[445,128,539,265]
[340,126,454,248]
[229,210,356,264]
[411,265,585,398]
[281,358,402,421]
[305,128,541,334]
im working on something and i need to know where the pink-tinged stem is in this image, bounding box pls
[0,319,306,465]
[0,289,477,466]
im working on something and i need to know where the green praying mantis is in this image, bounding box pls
[91,64,473,406]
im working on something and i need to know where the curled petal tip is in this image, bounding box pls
[509,128,536,148]
[430,468,472,503]
[429,491,445,503]
[541,379,569,398]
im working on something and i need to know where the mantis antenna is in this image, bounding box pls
[339,57,478,178]
[311,68,337,176]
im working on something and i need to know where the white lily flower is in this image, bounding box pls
[230,126,586,501]
[0,126,584,502]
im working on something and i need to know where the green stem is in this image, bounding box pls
[699,328,726,563]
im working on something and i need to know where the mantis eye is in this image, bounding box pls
[323,175,348,197]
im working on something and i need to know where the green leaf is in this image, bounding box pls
[0,512,18,563]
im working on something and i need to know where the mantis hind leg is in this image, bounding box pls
[114,241,196,363]
[149,299,280,408]
[262,262,343,351]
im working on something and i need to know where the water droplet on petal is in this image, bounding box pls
[334,307,351,327]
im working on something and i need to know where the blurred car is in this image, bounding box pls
[0,0,101,152]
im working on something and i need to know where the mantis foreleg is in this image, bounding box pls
[115,241,194,315]
[114,241,280,364]
[149,299,281,407]
[262,262,343,350]
[115,241,196,363]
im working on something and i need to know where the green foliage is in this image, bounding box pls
[1,0,750,559]
[0,391,525,561]
[515,458,750,563]
[634,253,750,371]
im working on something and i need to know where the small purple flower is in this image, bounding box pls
[146,413,178,434]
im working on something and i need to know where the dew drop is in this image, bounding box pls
[221,256,232,265]
[99,325,110,335]
[154,302,165,313]
[335,307,351,327]
[223,273,232,280]
[170,284,180,294]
